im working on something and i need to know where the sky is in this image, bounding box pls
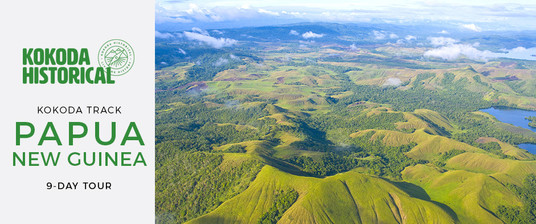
[156,0,536,31]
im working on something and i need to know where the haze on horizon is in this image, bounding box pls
[157,0,536,31]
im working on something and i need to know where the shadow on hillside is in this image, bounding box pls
[185,215,227,224]
[259,154,314,177]
[387,179,459,222]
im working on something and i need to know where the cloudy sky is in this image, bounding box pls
[157,0,536,31]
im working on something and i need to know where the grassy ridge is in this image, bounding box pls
[350,129,484,160]
[189,166,456,224]
[403,164,523,223]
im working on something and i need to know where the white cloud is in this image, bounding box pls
[438,30,449,34]
[157,3,277,25]
[372,30,386,40]
[155,3,193,24]
[289,30,299,35]
[510,46,528,53]
[156,1,536,30]
[155,31,174,39]
[212,30,224,35]
[350,44,358,51]
[499,46,536,60]
[405,35,416,41]
[302,31,324,39]
[282,11,304,16]
[183,31,237,48]
[424,44,495,61]
[428,37,457,46]
[425,45,536,61]
[389,33,399,39]
[213,57,229,66]
[299,40,315,45]
[229,54,240,60]
[192,27,209,35]
[383,78,402,87]
[178,48,186,55]
[258,8,279,16]
[461,23,482,32]
[184,3,224,22]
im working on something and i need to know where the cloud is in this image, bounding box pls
[424,44,495,61]
[229,54,240,60]
[372,30,386,40]
[383,78,402,87]
[156,3,286,26]
[178,48,186,54]
[438,30,449,34]
[510,46,527,53]
[289,30,299,35]
[213,57,229,66]
[192,27,209,35]
[155,3,193,23]
[372,30,397,40]
[224,100,240,108]
[405,35,416,41]
[156,1,536,31]
[155,31,174,39]
[299,40,315,46]
[212,30,224,35]
[185,3,224,22]
[302,31,324,39]
[258,8,279,16]
[461,23,482,32]
[499,46,536,60]
[428,37,457,46]
[183,31,237,48]
[350,44,358,51]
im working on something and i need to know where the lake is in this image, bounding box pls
[480,107,536,153]
[500,47,536,61]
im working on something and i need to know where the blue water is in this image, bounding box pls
[519,144,536,153]
[480,107,536,153]
[501,47,536,61]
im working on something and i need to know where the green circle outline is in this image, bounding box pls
[98,39,135,76]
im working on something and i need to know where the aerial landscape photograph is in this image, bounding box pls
[154,1,536,223]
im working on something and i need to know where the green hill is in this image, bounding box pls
[350,129,484,160]
[189,166,455,224]
[403,164,523,223]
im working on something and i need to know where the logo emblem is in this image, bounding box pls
[98,39,135,76]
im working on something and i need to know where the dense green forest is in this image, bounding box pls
[497,174,536,224]
[258,189,299,224]
[156,151,263,223]
[527,116,536,128]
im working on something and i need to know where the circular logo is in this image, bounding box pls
[98,39,135,76]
